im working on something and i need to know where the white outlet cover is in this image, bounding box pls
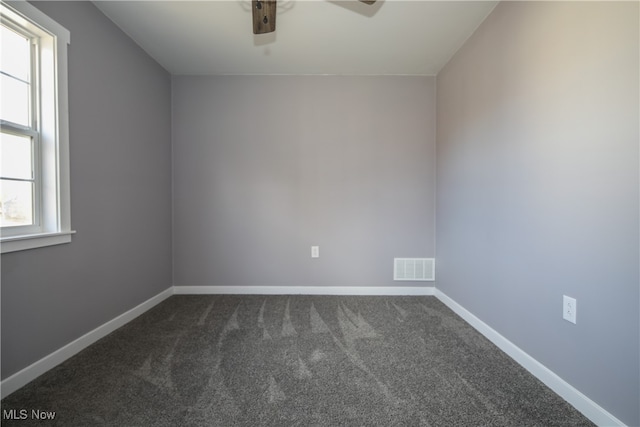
[563,295,577,324]
[311,246,319,258]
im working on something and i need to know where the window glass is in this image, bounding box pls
[0,179,33,227]
[1,132,33,179]
[0,74,30,127]
[1,24,31,127]
[1,24,31,82]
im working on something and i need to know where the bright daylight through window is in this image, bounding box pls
[0,1,72,253]
[1,22,36,228]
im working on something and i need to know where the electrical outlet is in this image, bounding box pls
[311,246,319,258]
[563,295,577,324]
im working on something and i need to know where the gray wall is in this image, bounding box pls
[1,2,172,379]
[436,2,639,425]
[172,76,435,288]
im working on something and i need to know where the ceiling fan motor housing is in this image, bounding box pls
[252,0,276,34]
[252,0,376,35]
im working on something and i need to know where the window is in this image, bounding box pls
[0,1,72,253]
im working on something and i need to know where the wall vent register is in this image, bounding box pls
[393,258,435,281]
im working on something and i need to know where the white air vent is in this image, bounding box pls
[394,258,435,281]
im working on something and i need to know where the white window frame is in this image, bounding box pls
[1,0,73,253]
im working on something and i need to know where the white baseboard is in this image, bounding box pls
[434,289,626,427]
[173,285,435,296]
[0,287,174,399]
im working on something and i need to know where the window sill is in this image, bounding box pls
[1,230,76,254]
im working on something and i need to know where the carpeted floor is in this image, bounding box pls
[1,295,593,426]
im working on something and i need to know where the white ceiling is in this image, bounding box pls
[93,0,498,76]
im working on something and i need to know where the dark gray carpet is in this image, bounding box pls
[1,295,593,426]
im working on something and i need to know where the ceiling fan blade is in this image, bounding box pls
[358,0,376,4]
[252,0,277,34]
